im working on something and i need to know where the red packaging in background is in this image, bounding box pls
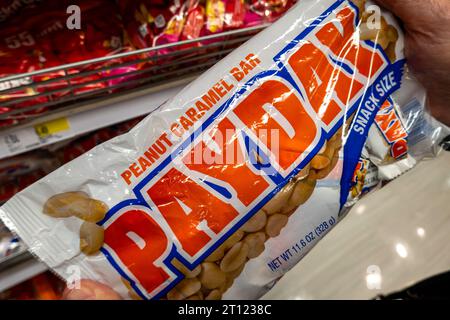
[0,0,43,23]
[118,0,186,50]
[0,169,48,205]
[224,0,246,29]
[0,116,144,207]
[247,0,296,22]
[204,0,225,34]
[31,0,130,94]
[0,0,137,128]
[0,22,48,128]
[0,271,64,300]
[181,1,205,43]
[0,0,296,130]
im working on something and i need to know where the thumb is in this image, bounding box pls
[62,279,122,300]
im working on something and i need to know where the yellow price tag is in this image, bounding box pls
[35,117,70,138]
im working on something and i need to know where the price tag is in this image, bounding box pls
[0,128,40,158]
[34,117,70,138]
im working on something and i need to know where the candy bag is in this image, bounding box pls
[0,0,447,300]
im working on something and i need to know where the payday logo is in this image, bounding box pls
[99,0,403,299]
[375,98,409,159]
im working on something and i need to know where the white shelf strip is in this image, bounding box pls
[0,82,187,160]
[0,257,48,293]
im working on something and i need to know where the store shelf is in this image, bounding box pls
[0,251,47,292]
[0,25,266,131]
[0,77,190,160]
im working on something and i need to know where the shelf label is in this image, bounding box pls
[34,117,70,138]
[0,128,40,158]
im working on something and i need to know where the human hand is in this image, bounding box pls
[62,279,121,300]
[375,0,450,126]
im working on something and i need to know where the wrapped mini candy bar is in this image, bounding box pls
[203,0,246,35]
[0,0,446,300]
[204,0,226,34]
[119,0,187,49]
[367,98,410,165]
[365,82,448,181]
[180,1,206,45]
[224,0,246,29]
[247,0,296,23]
[365,97,418,180]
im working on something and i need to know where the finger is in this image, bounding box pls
[62,279,122,300]
[374,0,420,21]
[373,0,410,12]
[374,0,446,24]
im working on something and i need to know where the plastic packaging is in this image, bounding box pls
[0,0,447,300]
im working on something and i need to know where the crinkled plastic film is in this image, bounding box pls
[0,0,447,300]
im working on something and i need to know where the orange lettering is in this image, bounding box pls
[315,7,384,79]
[104,208,170,295]
[183,118,270,206]
[233,79,318,170]
[288,42,363,126]
[147,168,239,256]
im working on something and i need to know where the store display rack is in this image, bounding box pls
[0,251,47,293]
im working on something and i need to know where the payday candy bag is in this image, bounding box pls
[1,0,446,300]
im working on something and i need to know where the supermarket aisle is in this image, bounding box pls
[264,151,450,300]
